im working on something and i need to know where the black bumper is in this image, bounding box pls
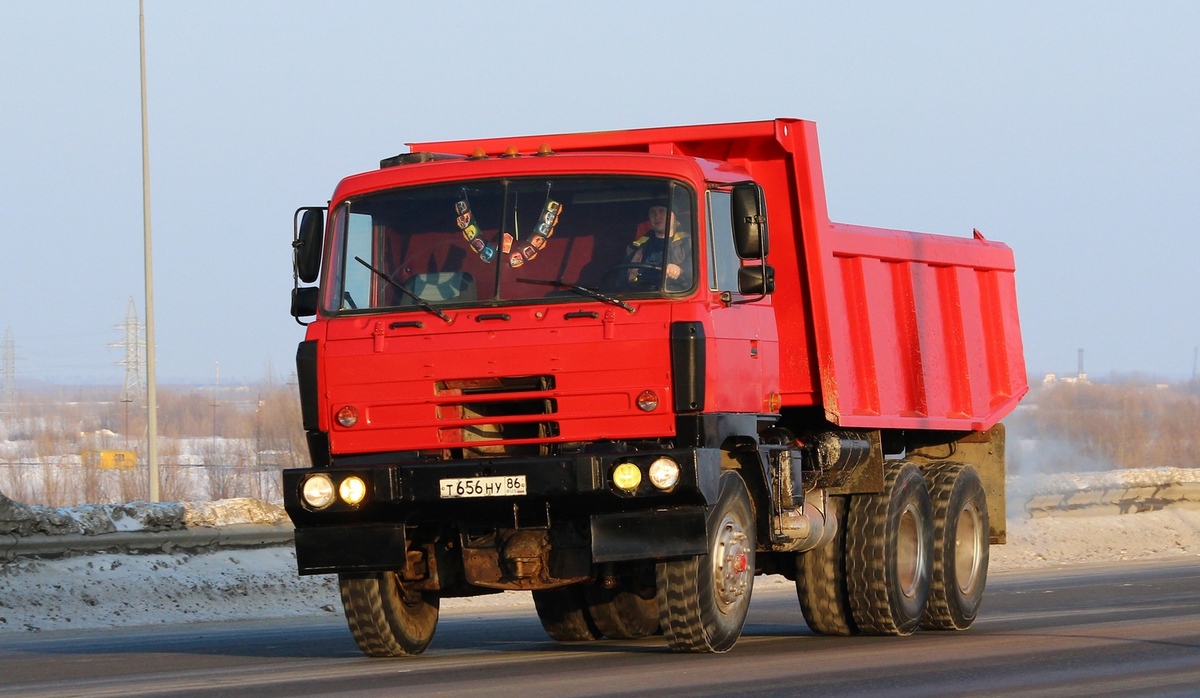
[284,448,720,575]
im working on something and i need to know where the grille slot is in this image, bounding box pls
[435,376,559,456]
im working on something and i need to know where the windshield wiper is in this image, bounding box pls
[516,278,635,313]
[353,256,452,323]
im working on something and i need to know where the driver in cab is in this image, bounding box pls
[623,199,693,291]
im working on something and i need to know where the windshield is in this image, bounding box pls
[323,176,696,314]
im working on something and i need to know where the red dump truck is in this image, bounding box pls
[284,118,1027,655]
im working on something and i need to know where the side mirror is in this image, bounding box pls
[291,286,319,318]
[731,183,768,259]
[737,265,775,296]
[294,208,325,284]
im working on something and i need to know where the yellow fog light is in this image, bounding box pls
[636,390,659,412]
[612,462,642,492]
[648,457,681,491]
[339,475,367,506]
[335,406,359,428]
[302,473,335,510]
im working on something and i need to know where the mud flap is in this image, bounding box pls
[591,507,708,563]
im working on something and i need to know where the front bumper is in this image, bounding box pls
[283,448,720,575]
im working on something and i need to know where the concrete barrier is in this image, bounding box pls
[1022,478,1200,517]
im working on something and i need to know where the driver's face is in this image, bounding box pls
[648,206,668,234]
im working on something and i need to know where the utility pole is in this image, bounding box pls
[140,0,160,501]
[1,329,16,418]
[212,360,220,452]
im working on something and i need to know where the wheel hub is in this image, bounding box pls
[955,502,983,594]
[897,502,928,600]
[713,515,752,611]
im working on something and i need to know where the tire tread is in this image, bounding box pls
[796,496,856,636]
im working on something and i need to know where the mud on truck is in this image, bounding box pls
[284,119,1027,655]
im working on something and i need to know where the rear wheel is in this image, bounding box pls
[921,462,989,630]
[795,495,856,635]
[533,584,603,642]
[657,469,756,653]
[339,572,439,657]
[845,463,933,636]
[585,566,661,639]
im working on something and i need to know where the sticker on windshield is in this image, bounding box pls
[507,199,561,269]
[457,199,496,264]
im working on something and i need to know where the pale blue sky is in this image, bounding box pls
[2,1,1197,384]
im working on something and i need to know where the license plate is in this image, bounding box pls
[439,475,527,499]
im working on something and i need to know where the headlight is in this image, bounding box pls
[612,462,642,492]
[302,473,336,510]
[339,475,367,506]
[648,457,681,491]
[336,406,359,427]
[636,390,659,412]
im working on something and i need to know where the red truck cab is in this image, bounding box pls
[285,119,1026,655]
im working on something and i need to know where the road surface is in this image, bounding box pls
[0,558,1197,697]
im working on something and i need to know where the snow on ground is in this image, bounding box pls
[2,471,1199,634]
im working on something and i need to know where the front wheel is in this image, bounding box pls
[656,469,756,653]
[339,572,439,657]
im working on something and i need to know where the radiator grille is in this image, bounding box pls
[434,376,559,456]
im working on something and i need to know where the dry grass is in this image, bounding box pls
[1014,380,1200,470]
[1,382,307,506]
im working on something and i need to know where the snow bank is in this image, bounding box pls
[0,491,186,537]
[991,507,1200,569]
[0,494,283,537]
[2,507,1198,634]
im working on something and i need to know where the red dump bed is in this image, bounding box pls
[412,119,1028,432]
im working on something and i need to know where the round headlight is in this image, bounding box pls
[336,406,359,428]
[636,390,659,412]
[339,475,367,506]
[302,473,335,510]
[612,462,642,492]
[648,457,681,491]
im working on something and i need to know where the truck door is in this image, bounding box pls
[702,190,779,413]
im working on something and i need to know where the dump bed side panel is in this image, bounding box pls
[779,121,1028,430]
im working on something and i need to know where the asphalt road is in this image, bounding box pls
[0,558,1197,697]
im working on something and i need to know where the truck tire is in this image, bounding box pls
[845,463,933,636]
[656,469,755,653]
[920,462,989,630]
[795,495,856,635]
[339,572,439,657]
[532,584,603,642]
[585,568,661,639]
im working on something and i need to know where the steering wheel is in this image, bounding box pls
[602,262,661,290]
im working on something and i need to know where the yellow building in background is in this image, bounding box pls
[81,449,138,470]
